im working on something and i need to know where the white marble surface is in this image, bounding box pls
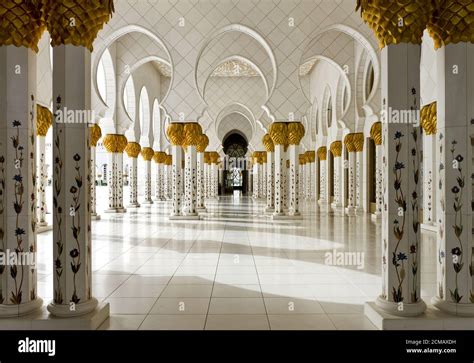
[35,188,438,330]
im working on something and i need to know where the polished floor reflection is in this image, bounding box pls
[37,189,437,330]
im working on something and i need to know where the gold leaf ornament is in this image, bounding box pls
[103,134,127,153]
[167,123,184,146]
[287,122,305,145]
[269,122,288,146]
[124,142,141,158]
[37,105,53,137]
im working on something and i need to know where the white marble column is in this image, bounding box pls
[125,142,141,208]
[288,145,301,217]
[345,135,357,215]
[153,152,166,202]
[0,45,42,317]
[330,141,344,214]
[317,148,328,210]
[272,144,286,217]
[265,151,274,213]
[270,123,288,218]
[184,145,198,216]
[252,160,259,199]
[141,147,154,205]
[48,45,99,317]
[170,145,183,217]
[420,104,437,231]
[353,133,365,214]
[370,123,383,219]
[37,135,48,227]
[432,43,474,316]
[196,151,205,210]
[104,137,127,213]
[90,145,100,219]
[377,43,425,316]
[305,155,311,201]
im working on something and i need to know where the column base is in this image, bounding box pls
[432,297,474,317]
[371,212,381,221]
[4,301,111,330]
[265,206,275,214]
[47,297,99,318]
[104,207,127,214]
[374,295,426,317]
[365,301,474,330]
[271,212,287,220]
[331,205,345,216]
[285,212,303,220]
[141,200,154,205]
[345,206,356,215]
[37,224,53,233]
[169,215,201,220]
[0,298,43,318]
[421,223,437,233]
[127,202,141,208]
[354,207,364,215]
[91,214,101,221]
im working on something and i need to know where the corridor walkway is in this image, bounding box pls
[37,194,437,330]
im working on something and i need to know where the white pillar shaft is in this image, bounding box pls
[347,152,356,210]
[0,46,42,316]
[355,151,363,211]
[319,160,327,203]
[266,152,274,210]
[273,145,285,216]
[184,146,197,215]
[49,45,96,316]
[374,145,383,215]
[378,44,425,316]
[333,157,342,206]
[433,43,474,316]
[422,135,435,224]
[171,146,182,216]
[197,153,204,208]
[128,157,139,206]
[37,135,48,225]
[107,152,124,211]
[143,160,153,204]
[288,145,300,216]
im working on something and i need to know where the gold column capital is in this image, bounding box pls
[370,122,383,146]
[305,150,316,163]
[183,122,203,147]
[287,122,305,145]
[0,0,45,52]
[428,1,474,49]
[269,122,288,146]
[420,102,437,136]
[165,154,172,165]
[344,133,356,152]
[89,124,102,147]
[262,134,275,152]
[330,141,343,157]
[153,151,166,164]
[317,147,327,161]
[299,154,306,165]
[197,134,209,153]
[353,133,365,152]
[37,105,52,137]
[42,0,115,51]
[103,134,127,153]
[167,122,184,146]
[356,0,431,48]
[125,142,141,158]
[141,147,155,161]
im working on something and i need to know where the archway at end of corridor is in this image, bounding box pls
[222,131,249,197]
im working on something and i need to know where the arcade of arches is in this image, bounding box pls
[0,0,473,330]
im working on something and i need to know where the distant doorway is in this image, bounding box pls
[222,131,248,195]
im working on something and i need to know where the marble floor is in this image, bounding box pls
[37,188,438,330]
